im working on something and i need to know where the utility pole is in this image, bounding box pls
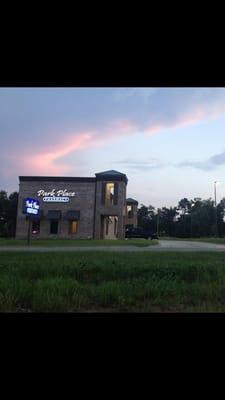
[214,181,219,237]
[157,209,159,237]
[190,202,194,238]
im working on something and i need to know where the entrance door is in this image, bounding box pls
[101,216,118,239]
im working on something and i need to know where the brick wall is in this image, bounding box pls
[94,180,127,239]
[16,180,96,239]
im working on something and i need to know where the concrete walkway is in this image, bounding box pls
[1,240,225,252]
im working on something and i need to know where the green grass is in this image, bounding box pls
[1,251,225,312]
[0,238,157,247]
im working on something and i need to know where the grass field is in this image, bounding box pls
[0,238,157,247]
[1,251,225,312]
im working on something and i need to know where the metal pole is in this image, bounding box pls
[157,209,159,236]
[190,203,194,238]
[27,216,32,245]
[214,181,218,237]
[214,182,217,207]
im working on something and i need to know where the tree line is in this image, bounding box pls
[0,191,18,237]
[137,197,225,238]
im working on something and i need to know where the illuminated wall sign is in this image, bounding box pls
[37,189,76,197]
[23,198,40,215]
[37,189,77,203]
[43,196,69,203]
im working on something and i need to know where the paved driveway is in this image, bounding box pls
[156,240,225,252]
[1,240,225,252]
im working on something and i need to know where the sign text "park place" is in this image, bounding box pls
[37,189,76,197]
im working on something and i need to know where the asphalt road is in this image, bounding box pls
[1,240,225,252]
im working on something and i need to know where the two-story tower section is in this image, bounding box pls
[126,198,139,228]
[94,170,128,239]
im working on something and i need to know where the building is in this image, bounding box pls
[16,170,138,240]
[126,198,139,228]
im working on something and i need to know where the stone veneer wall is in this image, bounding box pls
[94,180,127,240]
[126,204,138,227]
[16,180,96,239]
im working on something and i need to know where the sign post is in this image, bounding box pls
[23,198,40,246]
[27,216,32,245]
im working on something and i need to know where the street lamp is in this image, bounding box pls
[214,181,220,236]
[157,208,160,237]
[190,203,195,238]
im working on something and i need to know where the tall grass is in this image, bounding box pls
[1,251,225,312]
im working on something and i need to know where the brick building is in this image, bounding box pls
[126,198,139,228]
[16,170,138,240]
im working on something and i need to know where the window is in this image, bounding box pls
[102,182,118,206]
[127,205,133,218]
[106,183,114,205]
[32,221,40,235]
[69,220,78,234]
[50,220,58,234]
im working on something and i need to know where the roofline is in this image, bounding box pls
[126,199,138,205]
[19,176,96,183]
[95,173,128,184]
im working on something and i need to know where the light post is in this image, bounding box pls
[190,203,195,238]
[157,208,160,237]
[214,181,220,237]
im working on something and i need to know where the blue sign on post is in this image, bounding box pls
[23,198,40,245]
[23,198,40,216]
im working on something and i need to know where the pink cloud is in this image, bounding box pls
[145,103,225,135]
[22,132,93,175]
[145,123,166,135]
[4,100,225,177]
[9,121,137,176]
[108,119,137,133]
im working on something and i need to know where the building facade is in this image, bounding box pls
[126,198,139,228]
[16,170,138,240]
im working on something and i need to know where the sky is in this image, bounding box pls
[1,87,225,208]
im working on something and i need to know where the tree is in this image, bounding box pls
[217,197,225,236]
[159,207,177,236]
[188,198,214,237]
[137,196,225,239]
[137,204,157,232]
[0,190,18,237]
[7,192,19,237]
[178,198,192,214]
[0,190,8,237]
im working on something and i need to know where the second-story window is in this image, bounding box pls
[127,205,133,218]
[106,183,114,205]
[101,182,118,206]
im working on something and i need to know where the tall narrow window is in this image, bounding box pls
[50,220,58,234]
[127,205,133,218]
[69,220,78,234]
[105,183,114,205]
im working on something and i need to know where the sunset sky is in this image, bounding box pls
[1,87,225,208]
